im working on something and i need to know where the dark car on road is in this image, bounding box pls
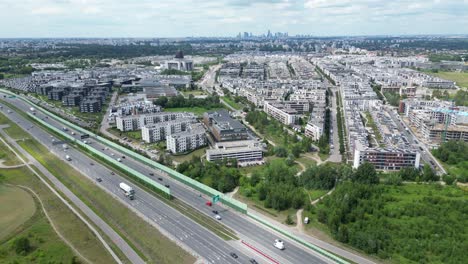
[230,253,238,259]
[249,259,258,264]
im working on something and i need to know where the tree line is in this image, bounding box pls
[176,157,241,193]
[154,95,223,109]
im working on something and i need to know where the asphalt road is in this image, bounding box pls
[2,94,333,264]
[0,99,255,264]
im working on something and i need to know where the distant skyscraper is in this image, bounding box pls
[267,29,272,38]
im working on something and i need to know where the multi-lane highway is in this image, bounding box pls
[1,93,334,264]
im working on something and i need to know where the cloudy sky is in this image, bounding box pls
[1,0,467,38]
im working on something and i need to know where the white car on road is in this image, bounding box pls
[274,239,285,250]
[215,214,222,220]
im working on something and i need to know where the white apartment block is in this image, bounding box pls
[141,118,195,143]
[116,112,194,132]
[263,101,299,125]
[206,140,264,163]
[304,119,323,141]
[166,125,207,154]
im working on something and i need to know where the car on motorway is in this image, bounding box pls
[96,177,102,182]
[117,158,122,162]
[274,239,285,250]
[215,214,222,220]
[229,252,238,259]
[110,171,115,175]
[212,210,218,214]
[249,259,258,264]
[90,162,94,165]
[157,177,162,181]
[164,184,170,188]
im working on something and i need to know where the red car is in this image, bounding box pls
[206,201,212,206]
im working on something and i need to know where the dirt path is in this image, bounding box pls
[10,184,92,264]
[0,159,27,168]
[226,186,239,198]
[311,188,335,205]
[296,209,304,231]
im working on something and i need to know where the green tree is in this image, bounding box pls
[13,237,31,255]
[353,162,379,184]
[274,146,288,157]
[422,164,438,181]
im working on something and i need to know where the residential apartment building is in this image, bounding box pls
[263,101,299,125]
[166,124,207,154]
[116,112,194,132]
[141,118,195,143]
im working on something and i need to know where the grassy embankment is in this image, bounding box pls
[0,169,119,264]
[0,108,196,264]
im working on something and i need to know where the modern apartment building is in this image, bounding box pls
[263,101,299,125]
[166,124,207,154]
[116,112,194,132]
[141,118,195,143]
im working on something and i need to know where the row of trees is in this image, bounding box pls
[335,92,346,154]
[153,95,223,109]
[176,157,241,193]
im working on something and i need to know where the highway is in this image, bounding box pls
[1,93,333,264]
[0,98,253,264]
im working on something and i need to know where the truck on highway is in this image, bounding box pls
[119,182,135,200]
[65,155,71,161]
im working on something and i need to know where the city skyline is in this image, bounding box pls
[1,0,468,38]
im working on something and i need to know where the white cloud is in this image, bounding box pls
[0,0,467,37]
[31,6,65,15]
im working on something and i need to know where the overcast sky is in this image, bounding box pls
[1,0,467,38]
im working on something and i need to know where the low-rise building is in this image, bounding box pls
[263,101,299,125]
[206,140,264,163]
[203,110,249,142]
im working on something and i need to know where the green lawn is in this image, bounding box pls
[222,96,242,110]
[306,189,328,202]
[426,71,468,88]
[171,147,207,164]
[0,112,31,140]
[164,107,224,116]
[181,90,208,96]
[0,185,36,241]
[0,139,21,166]
[108,127,142,141]
[1,167,117,264]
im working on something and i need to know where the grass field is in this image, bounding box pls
[181,90,208,96]
[164,107,224,116]
[1,167,117,264]
[0,112,31,140]
[0,185,36,241]
[222,96,243,110]
[426,71,468,88]
[0,139,21,166]
[171,147,207,164]
[16,137,195,264]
